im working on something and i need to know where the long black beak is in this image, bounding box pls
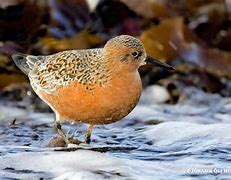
[145,56,175,71]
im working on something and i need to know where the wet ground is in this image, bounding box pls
[0,87,231,179]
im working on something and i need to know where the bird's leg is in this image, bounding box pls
[85,124,94,144]
[54,121,69,145]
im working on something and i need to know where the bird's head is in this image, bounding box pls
[104,35,174,72]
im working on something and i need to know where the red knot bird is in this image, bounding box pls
[12,35,174,145]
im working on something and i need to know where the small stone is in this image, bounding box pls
[46,136,67,148]
[140,85,170,105]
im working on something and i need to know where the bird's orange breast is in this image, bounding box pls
[38,71,142,124]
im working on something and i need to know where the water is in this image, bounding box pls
[0,87,231,179]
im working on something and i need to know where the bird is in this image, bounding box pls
[12,35,174,145]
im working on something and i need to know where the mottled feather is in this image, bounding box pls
[13,49,109,93]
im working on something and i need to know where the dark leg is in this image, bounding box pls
[54,121,69,145]
[85,124,94,144]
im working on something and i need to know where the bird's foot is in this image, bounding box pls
[68,137,84,145]
[54,122,94,146]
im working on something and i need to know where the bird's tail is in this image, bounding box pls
[11,53,40,75]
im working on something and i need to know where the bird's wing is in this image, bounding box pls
[12,49,102,93]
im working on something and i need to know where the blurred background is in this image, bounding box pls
[0,1,231,178]
[0,0,231,110]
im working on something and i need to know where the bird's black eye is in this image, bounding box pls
[132,51,141,58]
